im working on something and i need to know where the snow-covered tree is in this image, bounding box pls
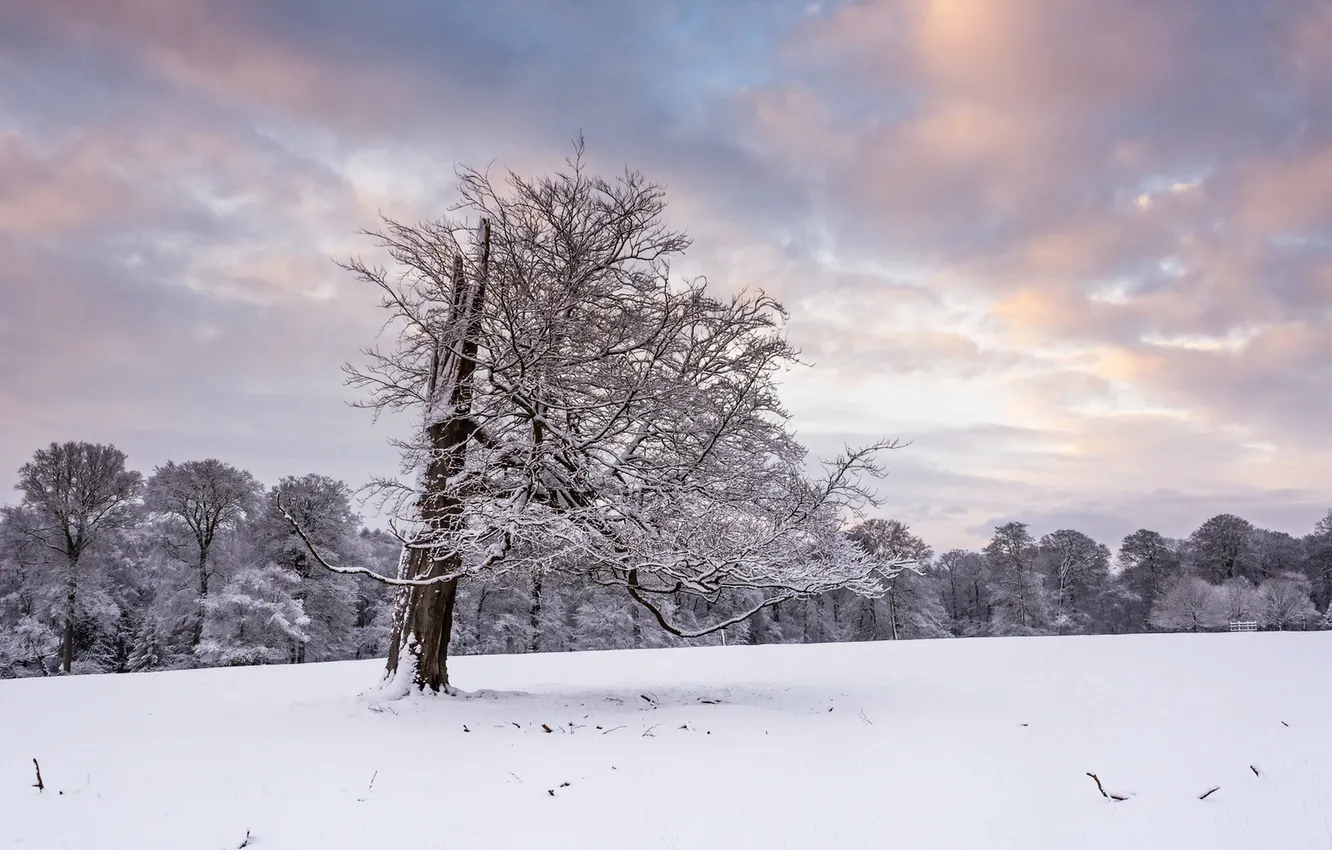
[196,563,310,667]
[0,615,60,677]
[1116,529,1181,630]
[294,146,909,691]
[934,549,991,636]
[1214,578,1263,627]
[847,519,936,640]
[1259,572,1318,631]
[262,475,359,663]
[985,522,1049,635]
[1037,529,1110,635]
[11,442,142,672]
[1149,576,1220,632]
[144,460,261,648]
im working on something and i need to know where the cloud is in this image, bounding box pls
[1,0,1328,548]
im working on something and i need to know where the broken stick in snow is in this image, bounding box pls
[1085,772,1128,801]
[1199,786,1220,800]
[31,759,43,792]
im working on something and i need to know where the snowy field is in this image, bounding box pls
[2,633,1329,850]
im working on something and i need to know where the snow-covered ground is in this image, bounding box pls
[2,633,1329,849]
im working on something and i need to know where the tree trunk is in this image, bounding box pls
[60,563,78,674]
[888,587,899,641]
[387,548,460,691]
[193,548,210,649]
[474,585,488,649]
[384,221,489,694]
[529,574,543,652]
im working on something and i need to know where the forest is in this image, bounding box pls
[3,440,1328,679]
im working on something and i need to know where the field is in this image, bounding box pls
[2,633,1329,849]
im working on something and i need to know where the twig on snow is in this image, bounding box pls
[1250,765,1261,778]
[31,759,44,792]
[1199,786,1220,800]
[601,725,626,735]
[238,830,252,848]
[367,771,378,793]
[1086,773,1128,801]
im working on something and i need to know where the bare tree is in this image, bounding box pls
[1188,514,1256,583]
[985,522,1048,635]
[848,519,930,640]
[1215,577,1263,626]
[1116,528,1181,629]
[289,145,908,692]
[1259,572,1317,630]
[1149,576,1220,633]
[145,459,261,647]
[13,442,142,672]
[1037,529,1110,635]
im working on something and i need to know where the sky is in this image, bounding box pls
[2,0,1330,550]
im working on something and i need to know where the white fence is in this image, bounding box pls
[1228,620,1259,632]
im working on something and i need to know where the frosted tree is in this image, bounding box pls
[847,519,931,640]
[288,145,909,691]
[144,460,261,648]
[1258,572,1317,630]
[196,564,310,666]
[985,522,1049,635]
[1116,529,1181,629]
[1149,576,1221,632]
[1214,578,1263,627]
[1037,529,1110,635]
[11,442,142,672]
[934,549,992,636]
[261,476,359,663]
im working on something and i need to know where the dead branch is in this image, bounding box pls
[31,758,43,792]
[238,830,252,848]
[1199,786,1220,800]
[1086,773,1128,801]
[1250,765,1260,777]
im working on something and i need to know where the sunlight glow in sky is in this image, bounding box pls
[2,0,1330,547]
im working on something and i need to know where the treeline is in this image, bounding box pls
[2,442,1330,678]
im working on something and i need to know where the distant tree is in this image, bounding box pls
[934,549,991,636]
[144,460,261,648]
[1149,576,1220,633]
[1116,529,1181,630]
[1188,514,1256,583]
[296,146,908,691]
[12,442,142,672]
[1037,529,1110,635]
[196,563,310,666]
[985,522,1048,635]
[1248,529,1303,582]
[262,475,359,663]
[1304,509,1332,611]
[1258,573,1318,631]
[848,519,931,640]
[1214,578,1263,627]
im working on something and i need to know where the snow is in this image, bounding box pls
[2,633,1329,849]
